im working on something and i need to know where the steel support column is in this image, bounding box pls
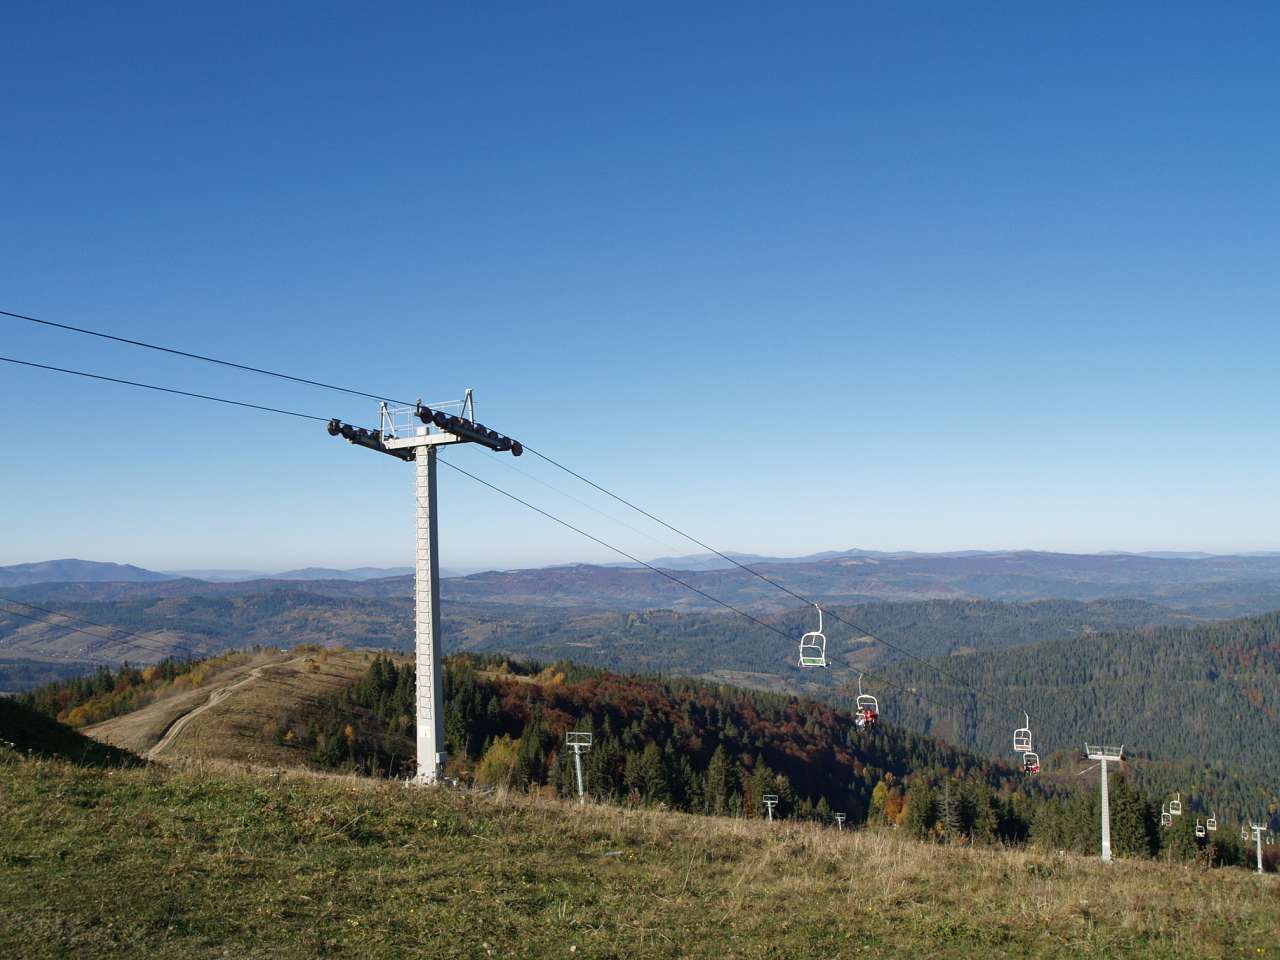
[414,444,446,783]
[1099,758,1112,862]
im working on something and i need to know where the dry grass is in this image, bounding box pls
[86,650,374,763]
[2,748,1276,960]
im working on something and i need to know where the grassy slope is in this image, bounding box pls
[0,698,140,767]
[86,650,375,762]
[2,753,1278,960]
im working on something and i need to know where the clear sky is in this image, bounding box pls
[2,2,1278,572]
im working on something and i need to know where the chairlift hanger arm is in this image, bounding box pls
[414,405,523,455]
[328,394,524,462]
[327,419,413,460]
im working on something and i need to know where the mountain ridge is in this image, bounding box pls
[0,559,175,587]
[8,550,1280,619]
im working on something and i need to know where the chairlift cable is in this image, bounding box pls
[437,459,800,639]
[437,455,952,713]
[1,331,997,724]
[8,330,1262,789]
[1,308,409,405]
[459,446,692,559]
[0,357,332,421]
[0,350,965,718]
[0,310,1067,712]
[522,441,1007,705]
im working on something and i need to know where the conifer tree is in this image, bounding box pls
[1109,776,1157,858]
[704,745,734,816]
[905,784,938,840]
[964,780,999,844]
[941,779,963,839]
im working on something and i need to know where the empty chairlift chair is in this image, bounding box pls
[1013,713,1038,773]
[1207,812,1218,833]
[854,673,879,729]
[1169,793,1183,817]
[798,604,828,668]
[1161,804,1172,828]
[1013,713,1033,754]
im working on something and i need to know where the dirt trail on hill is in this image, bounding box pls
[87,650,374,765]
[146,657,308,759]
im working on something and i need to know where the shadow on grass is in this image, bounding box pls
[0,698,142,767]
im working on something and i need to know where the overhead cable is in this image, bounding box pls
[2,308,410,405]
[438,456,950,713]
[0,356,331,421]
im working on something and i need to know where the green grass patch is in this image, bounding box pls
[1,750,1277,959]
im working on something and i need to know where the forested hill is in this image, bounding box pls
[275,654,1044,831]
[0,592,1193,690]
[460,597,1199,682]
[878,611,1280,827]
[22,650,1270,868]
[264,654,1267,868]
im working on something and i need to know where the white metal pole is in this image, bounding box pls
[1099,758,1112,862]
[572,745,586,804]
[1255,827,1265,875]
[414,445,446,784]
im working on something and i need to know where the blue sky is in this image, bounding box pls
[3,2,1278,571]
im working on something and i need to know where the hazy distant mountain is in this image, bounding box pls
[176,566,419,582]
[638,548,1039,572]
[5,562,421,587]
[165,569,269,582]
[169,566,473,582]
[270,567,414,581]
[430,550,1280,617]
[0,560,174,587]
[8,551,1280,619]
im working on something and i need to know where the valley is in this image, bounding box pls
[4,552,1279,839]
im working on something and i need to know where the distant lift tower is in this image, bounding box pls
[762,794,779,822]
[1248,823,1269,875]
[328,392,523,784]
[566,731,593,804]
[1084,744,1124,862]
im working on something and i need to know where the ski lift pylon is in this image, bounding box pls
[798,604,828,668]
[1013,713,1032,754]
[854,673,879,729]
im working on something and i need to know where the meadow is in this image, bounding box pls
[2,748,1277,959]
